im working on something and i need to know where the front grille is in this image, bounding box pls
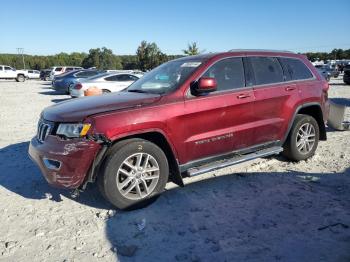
[37,120,53,143]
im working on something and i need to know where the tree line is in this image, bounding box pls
[1,42,349,71]
[0,41,194,71]
[304,48,350,62]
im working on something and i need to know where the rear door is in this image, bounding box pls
[279,57,317,102]
[182,57,256,163]
[248,56,300,145]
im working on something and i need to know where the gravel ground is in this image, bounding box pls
[0,78,349,262]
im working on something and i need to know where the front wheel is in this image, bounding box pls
[16,75,25,82]
[283,114,320,161]
[98,139,169,210]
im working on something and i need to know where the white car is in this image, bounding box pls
[0,65,29,82]
[70,72,140,98]
[50,66,83,80]
[26,70,40,79]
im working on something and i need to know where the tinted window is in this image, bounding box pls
[4,66,12,70]
[28,70,33,73]
[202,57,245,91]
[279,58,313,80]
[249,57,284,85]
[105,75,120,81]
[76,71,98,78]
[55,67,62,71]
[0,67,3,71]
[117,74,139,81]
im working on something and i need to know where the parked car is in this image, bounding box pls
[343,64,350,85]
[49,66,83,80]
[26,70,41,79]
[70,72,140,97]
[28,50,330,210]
[0,65,29,82]
[52,70,102,94]
[40,69,52,81]
[316,67,331,81]
[315,64,339,78]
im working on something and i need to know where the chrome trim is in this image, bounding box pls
[180,141,280,172]
[187,146,283,177]
[37,121,52,143]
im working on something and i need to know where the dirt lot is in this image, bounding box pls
[0,78,349,262]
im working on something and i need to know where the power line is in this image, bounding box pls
[16,48,25,69]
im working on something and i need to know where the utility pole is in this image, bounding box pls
[16,48,25,69]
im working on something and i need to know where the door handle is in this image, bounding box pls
[237,94,250,99]
[285,86,296,91]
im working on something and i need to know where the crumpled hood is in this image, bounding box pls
[43,92,161,122]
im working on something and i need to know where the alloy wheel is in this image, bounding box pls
[116,153,160,200]
[296,123,316,154]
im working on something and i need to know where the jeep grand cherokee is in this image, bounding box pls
[29,50,330,209]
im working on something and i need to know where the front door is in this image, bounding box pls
[181,57,256,164]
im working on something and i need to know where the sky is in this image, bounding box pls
[1,0,350,55]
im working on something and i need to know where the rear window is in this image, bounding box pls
[249,57,284,85]
[279,58,313,81]
[75,71,99,78]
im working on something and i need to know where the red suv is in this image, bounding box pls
[29,50,330,209]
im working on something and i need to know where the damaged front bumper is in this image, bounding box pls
[28,136,101,189]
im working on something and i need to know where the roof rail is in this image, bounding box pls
[228,49,294,53]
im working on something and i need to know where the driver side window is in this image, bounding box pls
[203,57,245,91]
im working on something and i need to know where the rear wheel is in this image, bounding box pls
[16,74,25,82]
[283,114,319,161]
[98,139,169,210]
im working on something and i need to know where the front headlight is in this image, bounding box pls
[56,123,91,138]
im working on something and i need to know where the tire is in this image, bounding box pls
[98,138,169,210]
[283,114,320,161]
[66,84,73,94]
[16,74,25,82]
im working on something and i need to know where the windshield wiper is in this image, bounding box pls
[127,89,149,93]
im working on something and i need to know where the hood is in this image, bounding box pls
[43,92,161,122]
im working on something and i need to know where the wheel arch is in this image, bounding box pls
[94,130,184,188]
[283,103,327,144]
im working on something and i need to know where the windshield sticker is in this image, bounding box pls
[181,62,202,68]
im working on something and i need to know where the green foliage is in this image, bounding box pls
[2,45,348,71]
[82,47,122,70]
[304,48,350,61]
[136,41,168,71]
[183,42,200,56]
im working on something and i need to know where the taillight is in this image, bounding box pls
[322,80,329,100]
[75,83,82,90]
[322,80,329,92]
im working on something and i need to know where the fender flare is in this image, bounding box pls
[282,102,326,144]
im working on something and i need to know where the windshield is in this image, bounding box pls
[127,59,204,94]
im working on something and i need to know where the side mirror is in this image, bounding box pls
[192,77,217,95]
